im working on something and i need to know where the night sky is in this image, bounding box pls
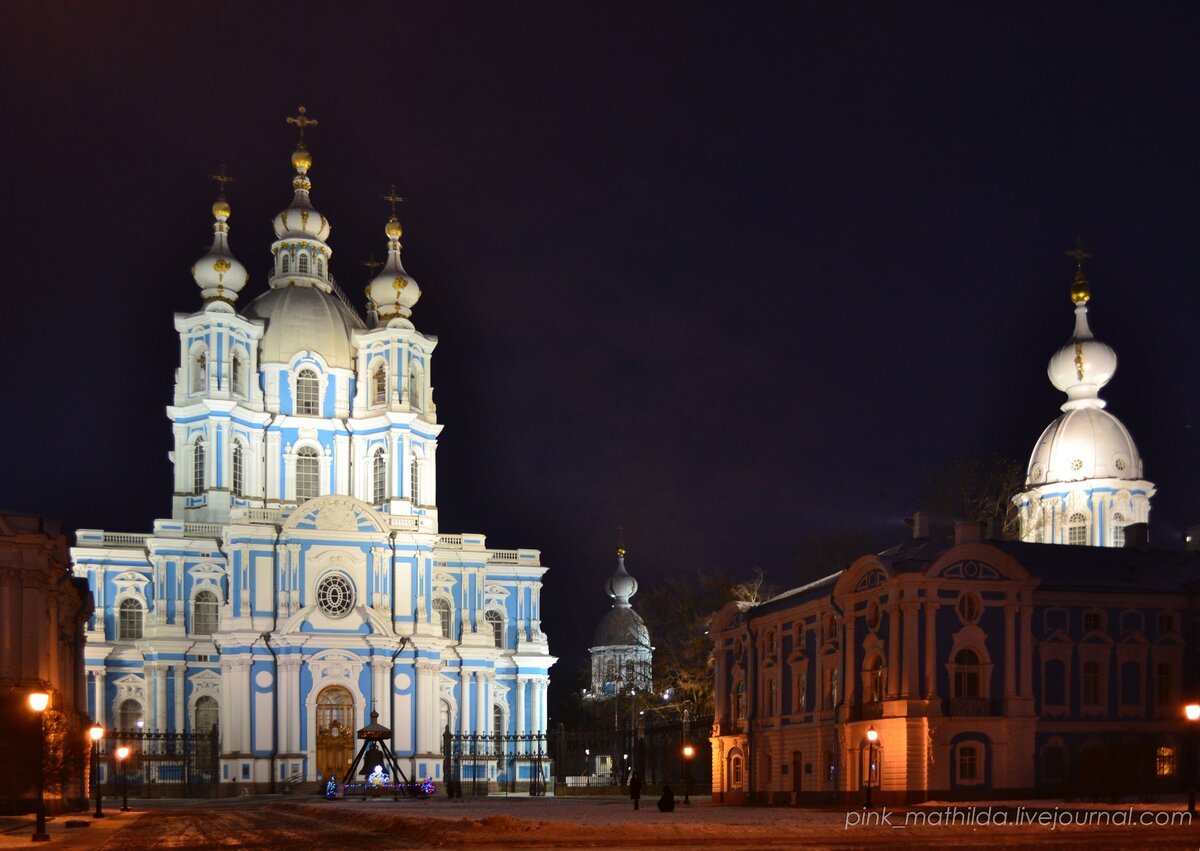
[6,2,1200,707]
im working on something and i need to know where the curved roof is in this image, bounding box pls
[592,606,649,649]
[1025,406,1143,486]
[243,285,364,370]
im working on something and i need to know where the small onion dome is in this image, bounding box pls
[605,548,638,607]
[1047,299,1117,412]
[192,198,248,307]
[366,216,421,321]
[273,146,331,243]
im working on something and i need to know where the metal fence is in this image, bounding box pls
[95,729,220,797]
[443,731,551,796]
[551,716,712,791]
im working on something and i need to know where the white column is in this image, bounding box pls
[154,664,167,732]
[219,658,236,752]
[515,677,526,753]
[475,671,487,737]
[372,658,392,730]
[886,604,900,698]
[460,672,471,736]
[93,670,107,727]
[416,660,439,753]
[173,663,185,732]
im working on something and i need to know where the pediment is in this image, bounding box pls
[286,496,387,534]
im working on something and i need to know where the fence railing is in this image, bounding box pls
[443,731,551,796]
[551,716,713,791]
[94,729,220,797]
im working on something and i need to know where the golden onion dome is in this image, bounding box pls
[212,198,232,220]
[291,146,313,172]
[1070,267,1091,304]
[385,216,403,240]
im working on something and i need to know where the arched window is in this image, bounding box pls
[1156,662,1173,709]
[1067,512,1088,545]
[195,695,219,735]
[372,364,387,406]
[116,699,143,732]
[231,349,244,396]
[296,446,320,501]
[795,672,807,713]
[281,254,290,274]
[193,589,219,635]
[316,256,325,278]
[485,610,504,648]
[193,438,206,493]
[735,680,747,726]
[958,744,980,782]
[296,369,320,415]
[409,372,422,411]
[953,648,981,698]
[298,253,309,274]
[372,448,387,504]
[867,656,885,703]
[730,754,744,788]
[409,456,420,505]
[232,442,245,498]
[1082,661,1101,705]
[193,350,207,393]
[492,705,504,740]
[767,677,778,715]
[432,598,452,639]
[1112,512,1126,547]
[118,598,144,640]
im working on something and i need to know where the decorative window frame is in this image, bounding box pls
[953,740,986,787]
[1081,608,1106,634]
[191,587,221,636]
[371,446,388,504]
[483,607,506,648]
[432,596,454,639]
[285,438,329,503]
[189,342,209,395]
[191,434,207,494]
[371,359,388,408]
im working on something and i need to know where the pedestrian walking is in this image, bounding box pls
[630,770,643,810]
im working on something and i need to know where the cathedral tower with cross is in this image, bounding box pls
[70,108,556,790]
[1012,243,1155,547]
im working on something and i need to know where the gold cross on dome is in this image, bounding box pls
[1065,237,1093,267]
[381,185,406,216]
[208,164,235,199]
[361,254,383,275]
[286,106,318,145]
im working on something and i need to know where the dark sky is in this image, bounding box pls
[5,2,1200,706]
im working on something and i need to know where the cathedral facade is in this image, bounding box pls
[709,256,1197,804]
[71,112,555,788]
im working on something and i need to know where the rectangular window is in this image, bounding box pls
[1081,662,1102,706]
[1158,613,1176,635]
[958,746,978,782]
[1156,746,1177,777]
[1083,612,1103,632]
[1068,524,1087,545]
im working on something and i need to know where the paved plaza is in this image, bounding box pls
[3,794,1200,849]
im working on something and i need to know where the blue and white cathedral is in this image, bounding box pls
[71,110,556,788]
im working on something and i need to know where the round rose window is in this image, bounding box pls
[316,574,354,618]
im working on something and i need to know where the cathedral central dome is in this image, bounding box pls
[243,285,364,369]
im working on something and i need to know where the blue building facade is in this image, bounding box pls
[71,116,555,789]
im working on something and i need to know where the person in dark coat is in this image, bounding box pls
[657,784,675,812]
[629,770,643,810]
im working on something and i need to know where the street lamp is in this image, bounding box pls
[115,746,131,812]
[682,744,695,805]
[865,726,879,809]
[1185,704,1200,815]
[29,692,50,842]
[89,725,105,818]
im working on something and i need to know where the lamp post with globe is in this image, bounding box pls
[682,744,695,805]
[29,691,50,842]
[865,726,879,808]
[1186,704,1200,815]
[89,725,105,818]
[115,747,131,812]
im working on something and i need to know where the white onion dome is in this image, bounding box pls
[243,285,364,370]
[192,196,248,308]
[604,547,638,607]
[365,215,421,323]
[272,146,331,243]
[1024,254,1142,486]
[1024,407,1143,486]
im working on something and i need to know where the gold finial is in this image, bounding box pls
[286,106,318,147]
[616,526,625,558]
[209,164,235,219]
[361,254,383,277]
[382,185,406,239]
[1066,238,1092,304]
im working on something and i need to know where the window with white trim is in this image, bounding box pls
[193,438,206,493]
[118,598,144,640]
[298,253,309,274]
[296,368,320,415]
[432,598,452,639]
[492,705,504,739]
[958,745,980,782]
[195,696,219,735]
[372,448,387,504]
[1112,512,1126,547]
[296,446,320,501]
[485,610,503,647]
[953,648,981,698]
[409,456,420,505]
[231,349,244,396]
[117,699,143,731]
[193,350,207,394]
[193,589,219,635]
[232,442,245,497]
[281,254,290,274]
[1067,512,1088,545]
[372,364,387,406]
[409,371,422,411]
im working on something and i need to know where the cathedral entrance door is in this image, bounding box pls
[316,685,355,783]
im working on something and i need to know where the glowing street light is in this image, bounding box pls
[89,725,106,818]
[29,692,50,842]
[682,744,695,805]
[865,726,880,809]
[115,746,131,812]
[1186,704,1200,814]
